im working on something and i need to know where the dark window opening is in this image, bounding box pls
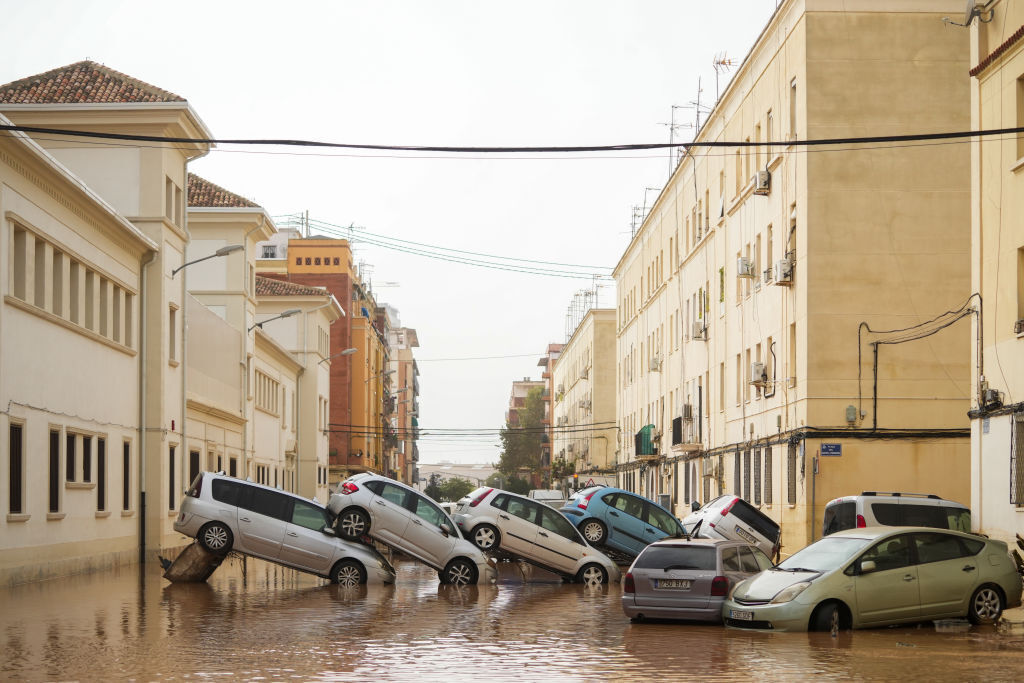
[9,424,23,514]
[97,438,106,511]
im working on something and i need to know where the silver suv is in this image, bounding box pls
[173,472,395,586]
[452,487,621,585]
[822,491,971,536]
[328,473,497,585]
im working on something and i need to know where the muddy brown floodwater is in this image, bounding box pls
[2,555,1023,681]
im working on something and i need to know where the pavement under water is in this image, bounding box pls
[2,555,1023,681]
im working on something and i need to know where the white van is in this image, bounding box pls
[822,491,971,536]
[528,489,567,508]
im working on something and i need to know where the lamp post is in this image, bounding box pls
[171,244,243,277]
[248,308,301,333]
[318,347,357,365]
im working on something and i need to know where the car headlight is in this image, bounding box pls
[771,581,811,604]
[729,579,749,600]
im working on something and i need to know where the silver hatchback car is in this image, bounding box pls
[622,538,773,622]
[452,487,621,585]
[173,472,395,586]
[328,473,497,586]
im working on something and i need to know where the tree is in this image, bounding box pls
[423,473,443,501]
[497,386,545,479]
[438,477,475,502]
[506,476,531,495]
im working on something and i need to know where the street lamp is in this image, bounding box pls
[364,369,396,383]
[171,244,243,277]
[248,308,301,332]
[318,347,357,365]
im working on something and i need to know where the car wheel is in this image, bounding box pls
[440,558,478,586]
[576,563,608,586]
[968,585,1004,625]
[579,519,607,545]
[810,602,845,632]
[471,524,500,551]
[330,559,367,587]
[198,522,233,555]
[337,508,370,541]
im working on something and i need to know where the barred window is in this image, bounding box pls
[704,457,712,502]
[255,370,281,415]
[1012,414,1024,506]
[733,450,741,495]
[764,447,773,504]
[787,442,798,504]
[743,450,751,500]
[753,449,762,505]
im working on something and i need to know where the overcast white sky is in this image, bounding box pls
[1,0,777,466]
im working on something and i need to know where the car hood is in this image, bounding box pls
[733,569,820,601]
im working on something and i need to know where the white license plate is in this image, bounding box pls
[734,526,756,544]
[730,609,754,621]
[657,579,691,589]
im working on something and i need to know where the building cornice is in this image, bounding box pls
[970,24,1024,77]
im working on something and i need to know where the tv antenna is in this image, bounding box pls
[658,105,695,175]
[713,53,736,101]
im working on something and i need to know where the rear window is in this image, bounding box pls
[211,478,242,506]
[634,545,716,571]
[871,502,901,525]
[730,499,780,542]
[945,507,971,533]
[822,501,855,536]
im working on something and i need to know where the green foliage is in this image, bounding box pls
[497,387,545,479]
[423,473,443,501]
[437,477,475,502]
[551,458,575,481]
[505,476,531,495]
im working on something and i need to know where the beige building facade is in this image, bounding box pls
[614,1,973,554]
[969,0,1024,545]
[552,309,617,481]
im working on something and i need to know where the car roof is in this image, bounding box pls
[206,471,326,509]
[649,538,740,549]
[823,526,979,541]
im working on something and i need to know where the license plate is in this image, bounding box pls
[730,609,754,621]
[734,526,756,544]
[657,579,691,589]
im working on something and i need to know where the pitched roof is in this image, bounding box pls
[187,173,260,208]
[0,60,184,105]
[255,276,328,297]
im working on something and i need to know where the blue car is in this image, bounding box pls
[559,487,685,557]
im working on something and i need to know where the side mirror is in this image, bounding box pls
[691,500,701,512]
[321,525,336,537]
[440,523,452,538]
[859,560,876,574]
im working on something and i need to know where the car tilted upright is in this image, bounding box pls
[173,472,396,586]
[453,487,621,584]
[559,486,685,557]
[328,473,497,586]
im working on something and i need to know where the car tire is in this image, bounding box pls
[579,519,607,545]
[337,508,370,541]
[967,585,1004,625]
[576,563,608,586]
[440,558,478,586]
[810,602,846,632]
[198,522,233,555]
[330,559,367,587]
[471,524,501,551]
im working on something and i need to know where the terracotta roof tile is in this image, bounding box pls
[187,173,260,208]
[0,60,184,104]
[255,276,328,297]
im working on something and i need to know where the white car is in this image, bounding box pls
[173,472,395,586]
[328,473,497,586]
[452,487,621,585]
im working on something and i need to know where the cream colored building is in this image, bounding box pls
[614,1,973,554]
[552,308,617,481]
[969,0,1024,545]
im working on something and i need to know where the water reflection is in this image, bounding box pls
[1,557,1022,681]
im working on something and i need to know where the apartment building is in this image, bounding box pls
[552,309,617,481]
[536,343,563,476]
[388,322,421,483]
[614,1,973,552]
[969,0,1024,544]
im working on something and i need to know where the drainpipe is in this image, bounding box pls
[181,212,189,493]
[138,249,158,565]
[241,216,266,480]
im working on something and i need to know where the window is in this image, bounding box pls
[913,532,968,564]
[789,78,797,139]
[122,441,131,511]
[255,370,281,415]
[248,488,290,521]
[97,438,106,511]
[189,451,200,488]
[722,547,741,572]
[169,305,178,362]
[380,483,408,507]
[1013,414,1024,505]
[1018,76,1024,159]
[168,445,176,510]
[12,226,27,300]
[82,435,92,483]
[262,245,276,258]
[229,457,237,478]
[859,534,912,572]
[787,442,798,504]
[9,424,24,514]
[212,478,243,505]
[66,433,76,482]
[645,504,679,535]
[292,500,329,531]
[333,257,340,266]
[49,430,60,513]
[507,497,537,523]
[753,449,762,505]
[789,322,797,388]
[541,507,582,543]
[764,447,773,504]
[733,451,741,494]
[743,450,751,500]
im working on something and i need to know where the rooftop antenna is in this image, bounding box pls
[658,105,696,176]
[712,53,736,102]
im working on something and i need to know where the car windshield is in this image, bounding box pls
[776,537,871,572]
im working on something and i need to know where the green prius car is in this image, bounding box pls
[723,527,1023,632]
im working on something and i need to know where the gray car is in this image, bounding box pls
[622,538,774,622]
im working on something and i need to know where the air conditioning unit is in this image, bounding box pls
[682,403,694,421]
[567,443,575,453]
[774,258,794,285]
[581,399,592,410]
[649,355,662,372]
[1015,319,1024,335]
[692,320,708,341]
[737,256,756,278]
[580,367,589,379]
[749,361,767,385]
[753,170,771,196]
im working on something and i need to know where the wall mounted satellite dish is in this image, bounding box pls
[943,1,993,27]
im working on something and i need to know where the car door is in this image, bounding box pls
[643,503,682,545]
[496,496,541,558]
[235,485,288,560]
[279,499,337,574]
[368,482,413,546]
[853,534,921,624]
[603,493,648,554]
[913,532,981,618]
[401,493,458,568]
[533,506,586,574]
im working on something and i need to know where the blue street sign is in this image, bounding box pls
[821,443,842,457]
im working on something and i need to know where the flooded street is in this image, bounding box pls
[2,556,1023,681]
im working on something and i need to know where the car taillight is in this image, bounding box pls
[711,576,729,597]
[719,498,738,518]
[578,490,598,510]
[189,474,202,498]
[856,514,866,528]
[469,488,493,507]
[624,572,635,593]
[340,482,359,495]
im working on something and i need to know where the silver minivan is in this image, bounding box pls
[822,491,971,536]
[173,472,396,586]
